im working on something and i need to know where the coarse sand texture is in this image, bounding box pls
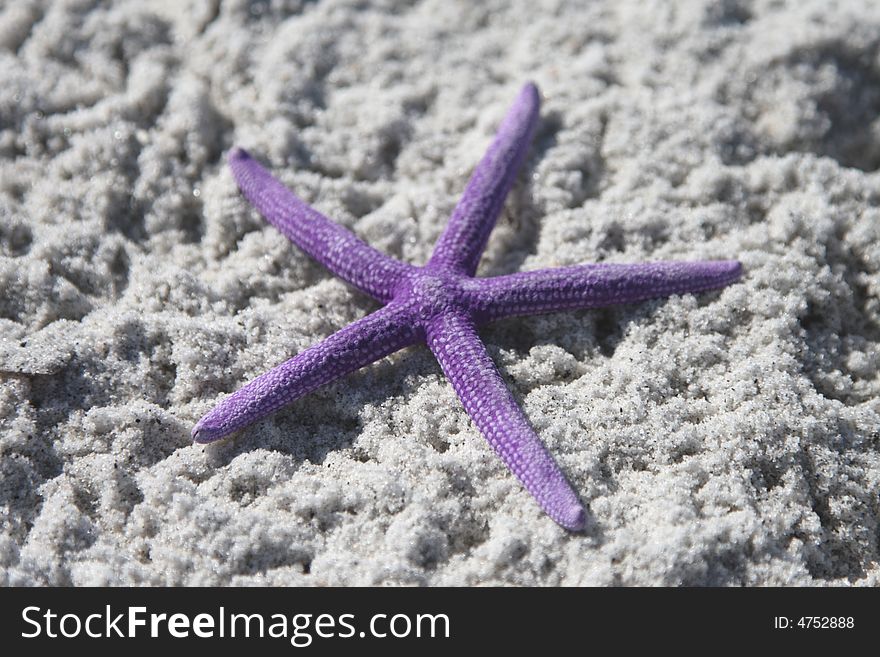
[0,0,879,585]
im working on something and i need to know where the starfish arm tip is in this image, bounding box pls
[522,80,540,100]
[191,417,227,445]
[717,259,743,284]
[559,503,587,532]
[228,146,250,164]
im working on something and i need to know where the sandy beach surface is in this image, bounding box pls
[1,0,878,585]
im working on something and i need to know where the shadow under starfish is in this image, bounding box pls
[192,82,742,531]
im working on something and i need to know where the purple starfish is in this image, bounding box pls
[192,83,741,531]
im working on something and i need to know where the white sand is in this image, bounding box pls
[1,0,878,585]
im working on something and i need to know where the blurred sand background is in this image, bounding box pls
[0,0,878,585]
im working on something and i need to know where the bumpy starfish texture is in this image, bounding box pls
[193,83,742,531]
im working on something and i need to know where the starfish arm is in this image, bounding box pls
[426,311,586,530]
[192,301,421,443]
[427,83,541,276]
[466,260,743,322]
[228,148,413,302]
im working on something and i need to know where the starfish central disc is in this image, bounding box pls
[399,271,466,322]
